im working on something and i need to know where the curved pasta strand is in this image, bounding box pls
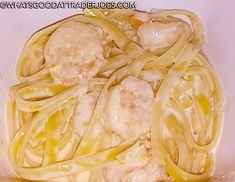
[150,9,206,180]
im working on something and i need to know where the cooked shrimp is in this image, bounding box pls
[130,11,151,28]
[73,91,99,137]
[103,76,154,139]
[137,21,183,52]
[99,141,170,182]
[132,11,151,23]
[122,160,169,182]
[44,21,104,86]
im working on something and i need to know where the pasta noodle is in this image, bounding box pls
[7,8,224,181]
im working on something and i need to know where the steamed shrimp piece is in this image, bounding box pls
[100,161,168,182]
[74,91,99,137]
[123,161,168,182]
[103,76,154,139]
[99,141,169,182]
[44,21,104,86]
[130,11,151,28]
[132,11,151,23]
[137,21,183,52]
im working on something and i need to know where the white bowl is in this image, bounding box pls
[1,0,235,180]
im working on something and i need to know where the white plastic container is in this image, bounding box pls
[0,0,235,180]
